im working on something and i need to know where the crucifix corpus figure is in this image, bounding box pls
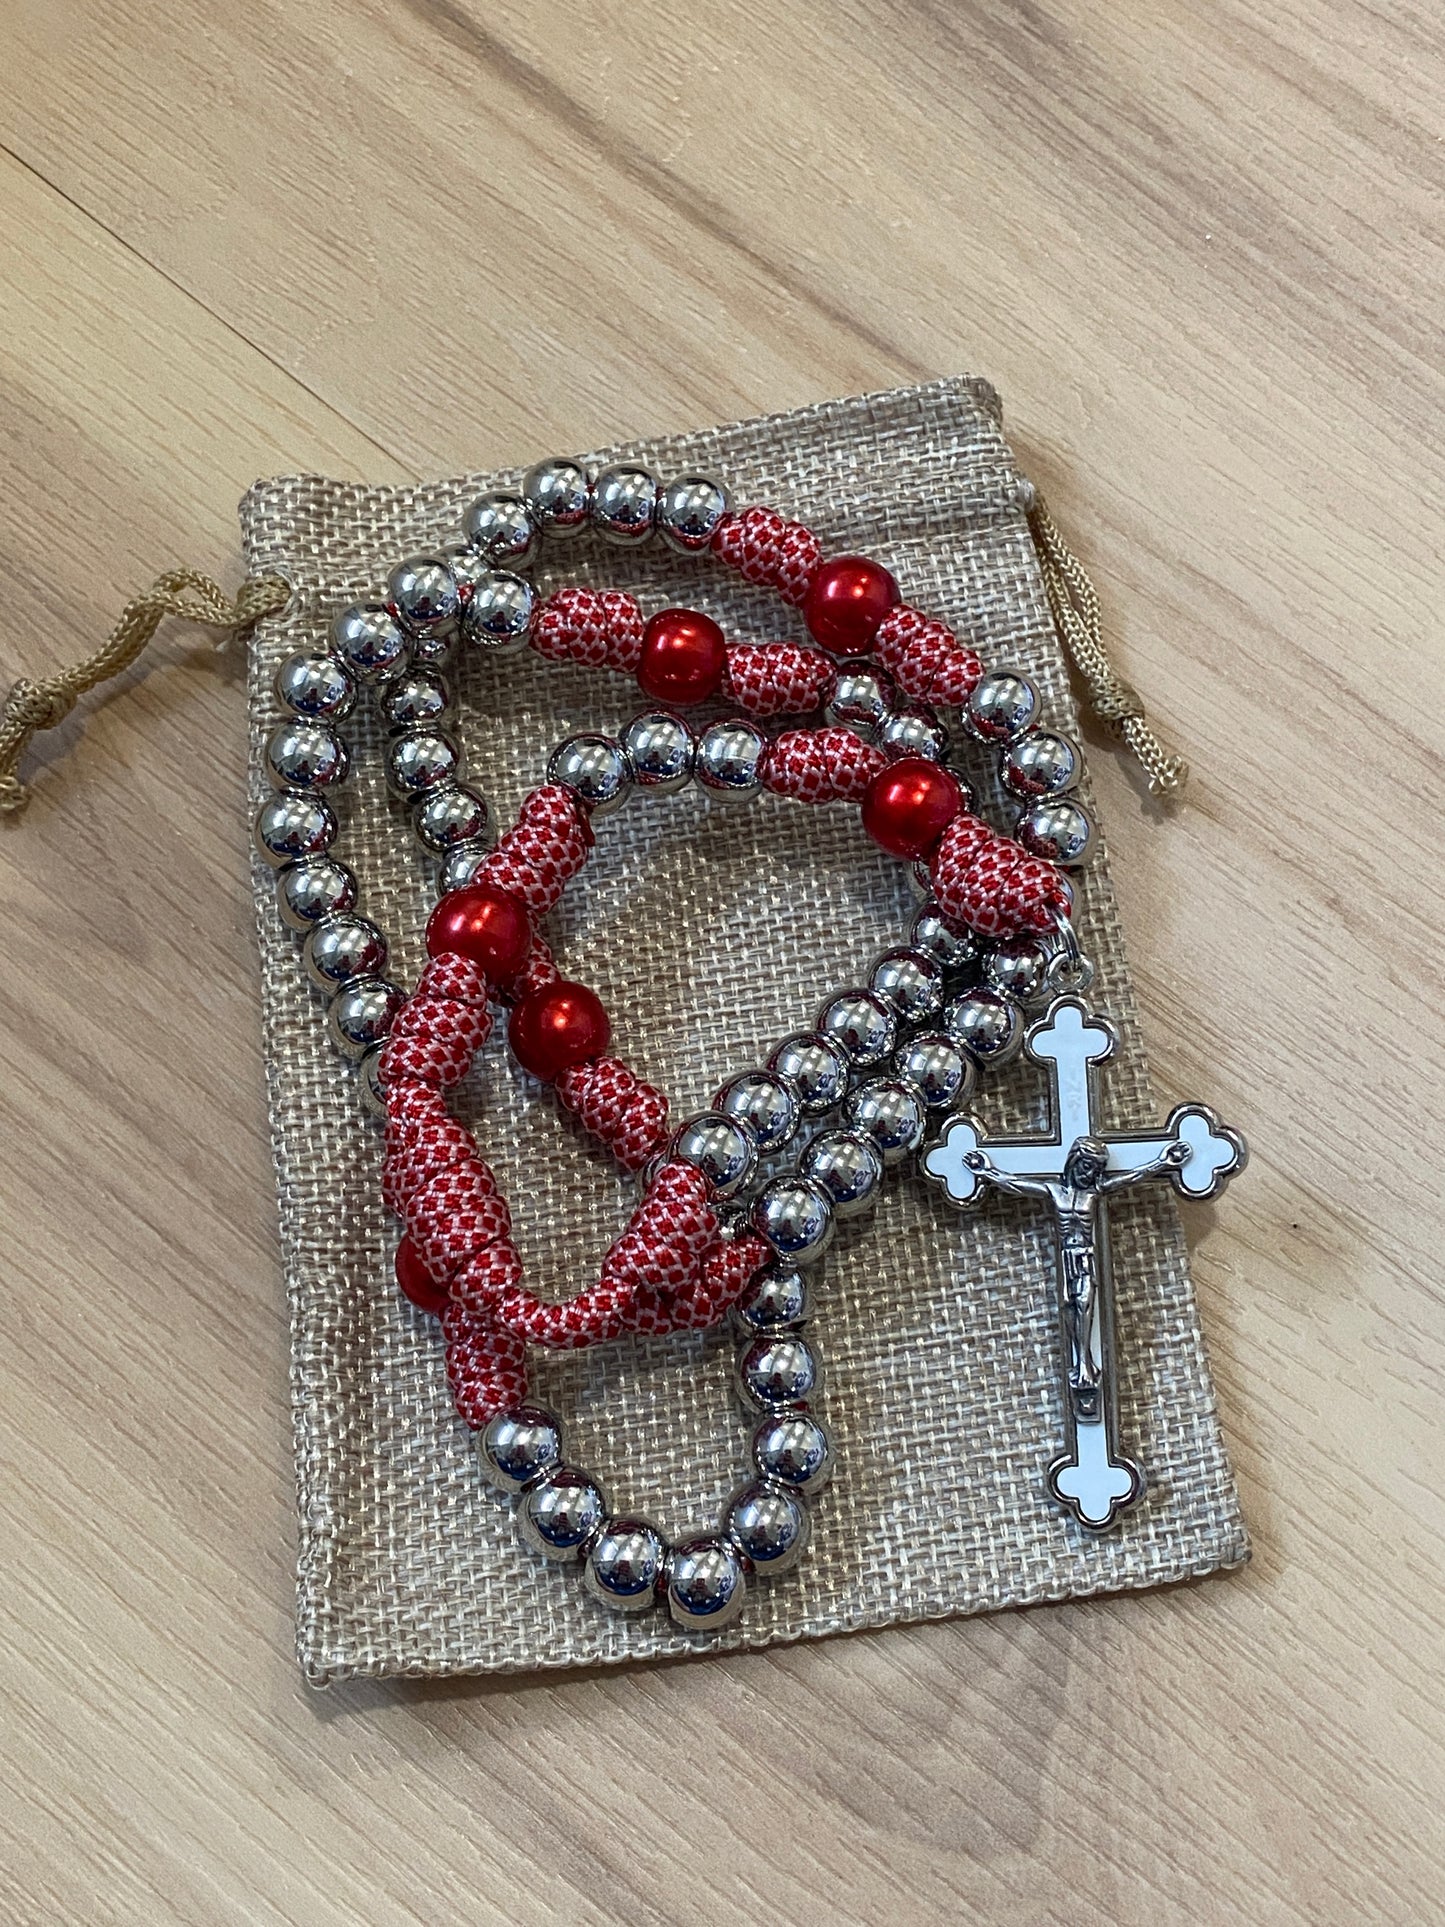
[922,999,1246,1532]
[963,1133,1192,1421]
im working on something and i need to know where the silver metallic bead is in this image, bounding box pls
[584,1518,665,1612]
[437,842,494,893]
[823,662,895,739]
[732,1263,809,1334]
[264,718,350,792]
[440,541,485,601]
[379,665,452,731]
[462,571,536,654]
[303,914,388,991]
[656,473,730,554]
[816,990,896,1069]
[620,710,694,794]
[276,855,358,931]
[842,1077,926,1165]
[274,651,355,722]
[517,1466,607,1561]
[667,1535,747,1631]
[737,1331,822,1412]
[254,793,338,866]
[877,703,950,762]
[327,978,406,1060]
[723,1480,809,1577]
[945,986,1024,1065]
[521,457,591,538]
[715,1069,801,1152]
[331,602,408,682]
[752,1177,835,1264]
[869,947,945,1025]
[385,727,462,798]
[358,1042,387,1118]
[908,901,980,978]
[1016,796,1095,867]
[696,718,766,799]
[895,1031,975,1111]
[981,933,1052,1005]
[752,1411,833,1497]
[1002,728,1082,798]
[801,1127,884,1218]
[408,627,457,671]
[965,670,1041,743]
[546,732,632,816]
[462,490,539,572]
[767,1033,850,1115]
[672,1112,758,1201]
[412,783,493,853]
[478,1405,564,1493]
[388,555,461,635]
[590,463,658,544]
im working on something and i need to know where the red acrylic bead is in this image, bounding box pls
[395,1232,450,1316]
[637,607,727,706]
[861,757,965,860]
[509,980,612,1082]
[803,556,900,657]
[425,884,532,983]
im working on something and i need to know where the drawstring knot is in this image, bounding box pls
[1024,493,1187,798]
[0,569,290,815]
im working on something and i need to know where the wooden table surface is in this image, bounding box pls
[1,3,1439,1921]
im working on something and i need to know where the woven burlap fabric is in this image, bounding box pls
[241,375,1248,1686]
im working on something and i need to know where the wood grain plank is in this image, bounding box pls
[0,2,1441,1920]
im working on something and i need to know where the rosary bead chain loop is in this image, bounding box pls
[387,700,1053,1630]
[243,455,1116,1629]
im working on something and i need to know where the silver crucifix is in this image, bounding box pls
[921,997,1246,1532]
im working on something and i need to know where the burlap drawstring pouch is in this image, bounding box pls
[2,375,1249,1683]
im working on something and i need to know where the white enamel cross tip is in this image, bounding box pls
[922,998,1246,1531]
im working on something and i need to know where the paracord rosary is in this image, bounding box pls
[250,459,1247,1632]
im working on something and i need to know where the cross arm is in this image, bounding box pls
[1100,1103,1247,1200]
[921,1116,1068,1206]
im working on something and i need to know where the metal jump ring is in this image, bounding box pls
[1045,907,1096,994]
